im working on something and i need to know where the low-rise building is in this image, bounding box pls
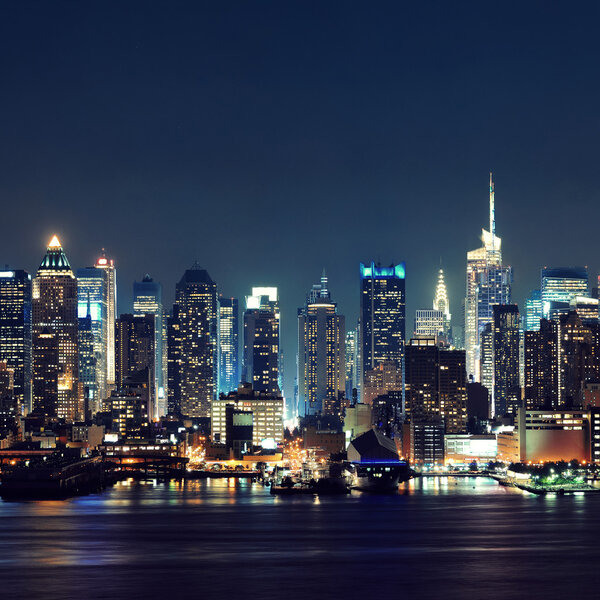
[444,434,497,465]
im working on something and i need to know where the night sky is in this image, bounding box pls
[2,2,600,399]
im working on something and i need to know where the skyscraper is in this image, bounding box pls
[359,261,406,399]
[77,265,108,412]
[297,272,345,417]
[243,287,280,396]
[32,236,81,421]
[524,318,559,410]
[525,289,542,331]
[414,309,445,339]
[77,310,96,419]
[541,267,588,318]
[166,305,182,415]
[465,174,512,381]
[345,328,358,402]
[171,266,218,417]
[115,313,155,418]
[218,296,239,396]
[95,252,117,390]
[0,270,32,415]
[133,275,166,415]
[492,304,520,417]
[433,268,451,339]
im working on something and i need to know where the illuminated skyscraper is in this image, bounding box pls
[133,275,166,415]
[540,267,588,318]
[95,252,116,390]
[465,174,512,381]
[243,287,280,395]
[345,328,358,402]
[359,261,406,399]
[525,289,542,331]
[171,266,218,417]
[0,270,32,414]
[433,268,451,338]
[218,296,239,396]
[414,309,445,339]
[492,304,520,417]
[76,265,108,412]
[32,236,81,421]
[297,272,345,417]
[77,310,95,419]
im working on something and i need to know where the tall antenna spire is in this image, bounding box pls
[489,171,495,244]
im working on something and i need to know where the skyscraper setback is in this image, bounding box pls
[32,236,81,420]
[465,174,512,381]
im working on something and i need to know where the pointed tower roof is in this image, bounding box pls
[37,235,73,274]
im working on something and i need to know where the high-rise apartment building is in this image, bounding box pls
[297,273,345,417]
[95,252,116,390]
[171,266,218,417]
[243,287,280,396]
[492,304,520,417]
[32,236,81,421]
[524,319,559,410]
[0,270,32,415]
[360,261,405,398]
[77,265,108,412]
[133,275,166,416]
[218,296,239,396]
[465,174,512,381]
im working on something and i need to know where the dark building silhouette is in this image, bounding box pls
[492,304,520,417]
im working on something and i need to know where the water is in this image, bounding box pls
[0,476,598,599]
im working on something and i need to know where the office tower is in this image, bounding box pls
[212,383,284,447]
[0,269,32,415]
[32,236,81,421]
[345,329,358,402]
[525,290,542,331]
[297,273,345,417]
[133,275,166,415]
[243,287,280,395]
[433,268,451,338]
[360,261,406,397]
[479,322,493,396]
[524,319,559,409]
[570,296,599,324]
[414,309,445,339]
[115,313,155,412]
[77,311,95,419]
[77,265,108,412]
[172,266,218,418]
[95,252,117,389]
[405,337,467,434]
[465,174,512,381]
[218,296,239,396]
[541,267,588,318]
[492,304,520,417]
[166,306,182,415]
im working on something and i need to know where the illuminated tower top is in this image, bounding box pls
[37,235,73,275]
[433,268,450,322]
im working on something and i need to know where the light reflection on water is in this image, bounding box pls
[0,476,599,599]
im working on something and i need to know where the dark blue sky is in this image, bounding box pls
[2,2,600,398]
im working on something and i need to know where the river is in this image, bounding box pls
[0,476,597,599]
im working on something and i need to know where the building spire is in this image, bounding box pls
[489,171,495,245]
[320,268,328,298]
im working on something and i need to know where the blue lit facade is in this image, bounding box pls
[541,267,588,318]
[76,266,108,412]
[218,297,239,396]
[525,289,542,331]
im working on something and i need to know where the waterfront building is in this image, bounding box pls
[492,304,520,417]
[32,236,81,421]
[465,174,512,381]
[433,268,451,339]
[243,287,280,395]
[343,401,372,447]
[95,252,117,390]
[409,417,445,467]
[77,265,108,411]
[414,309,445,340]
[115,313,155,418]
[525,290,542,332]
[405,337,467,434]
[171,266,218,418]
[218,296,239,396]
[133,275,166,415]
[360,262,406,398]
[211,382,284,447]
[297,273,345,417]
[444,434,497,465]
[0,270,31,415]
[541,267,588,318]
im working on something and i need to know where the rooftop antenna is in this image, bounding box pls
[489,172,495,252]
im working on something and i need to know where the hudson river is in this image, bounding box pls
[0,477,598,599]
